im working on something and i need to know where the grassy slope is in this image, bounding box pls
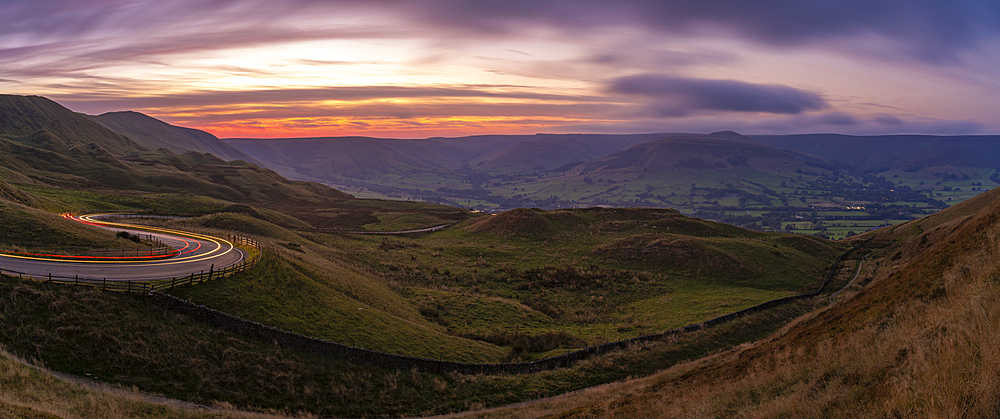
[322,207,845,357]
[486,186,1000,417]
[0,195,156,254]
[0,177,857,416]
[168,251,506,362]
[0,180,505,362]
[0,274,829,418]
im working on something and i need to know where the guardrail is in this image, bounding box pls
[1,235,261,294]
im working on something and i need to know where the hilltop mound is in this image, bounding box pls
[595,234,748,276]
[465,208,557,237]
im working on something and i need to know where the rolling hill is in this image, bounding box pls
[224,136,458,181]
[0,95,354,210]
[463,133,676,173]
[576,131,847,177]
[221,133,678,198]
[0,95,143,156]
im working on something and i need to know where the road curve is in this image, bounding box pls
[0,214,245,281]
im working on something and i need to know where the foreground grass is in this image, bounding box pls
[0,274,824,417]
[0,348,280,419]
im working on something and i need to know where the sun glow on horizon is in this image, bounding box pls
[3,0,998,137]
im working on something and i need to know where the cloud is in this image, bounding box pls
[414,0,1000,63]
[608,74,827,116]
[50,84,606,113]
[875,115,905,125]
[807,112,860,126]
[5,0,996,66]
[559,112,986,137]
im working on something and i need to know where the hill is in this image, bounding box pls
[222,133,676,200]
[578,132,846,176]
[224,136,457,181]
[223,130,999,241]
[464,133,675,173]
[93,111,260,164]
[0,95,357,212]
[0,95,143,156]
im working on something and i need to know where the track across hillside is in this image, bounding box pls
[0,214,246,281]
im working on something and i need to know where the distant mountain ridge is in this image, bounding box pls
[224,133,679,176]
[93,111,260,164]
[750,134,1000,172]
[0,95,142,156]
[577,132,846,177]
[220,129,999,213]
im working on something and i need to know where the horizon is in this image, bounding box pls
[3,1,999,138]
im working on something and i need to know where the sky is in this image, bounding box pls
[2,0,1000,138]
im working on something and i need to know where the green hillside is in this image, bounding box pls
[319,207,846,357]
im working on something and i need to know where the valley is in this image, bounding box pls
[0,94,997,418]
[224,132,999,241]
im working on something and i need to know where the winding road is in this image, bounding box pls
[0,214,246,281]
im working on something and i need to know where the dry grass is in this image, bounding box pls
[0,347,300,419]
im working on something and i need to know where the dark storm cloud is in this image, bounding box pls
[748,113,983,135]
[609,74,827,116]
[406,0,1000,63]
[561,114,984,136]
[5,0,997,64]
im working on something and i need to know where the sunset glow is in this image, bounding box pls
[3,0,999,138]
